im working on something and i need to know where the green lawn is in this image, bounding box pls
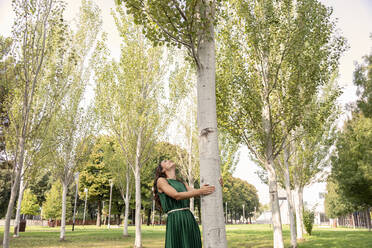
[0,224,370,248]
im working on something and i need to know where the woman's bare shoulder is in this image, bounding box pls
[157,177,168,193]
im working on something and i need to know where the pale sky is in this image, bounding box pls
[1,0,371,206]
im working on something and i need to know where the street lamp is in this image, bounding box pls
[108,179,113,229]
[83,188,88,226]
[72,172,80,231]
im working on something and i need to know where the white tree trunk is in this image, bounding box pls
[188,117,195,215]
[123,170,130,237]
[60,181,68,241]
[189,180,195,214]
[294,186,301,239]
[13,171,27,238]
[134,134,142,248]
[284,148,297,247]
[2,138,25,248]
[284,173,296,247]
[196,3,227,247]
[294,185,305,239]
[262,83,284,248]
[298,187,306,234]
[267,167,284,248]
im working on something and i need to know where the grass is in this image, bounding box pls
[0,224,371,248]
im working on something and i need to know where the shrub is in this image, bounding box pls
[303,208,315,235]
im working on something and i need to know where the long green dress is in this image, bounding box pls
[158,179,202,248]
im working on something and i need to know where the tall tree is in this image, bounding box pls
[1,1,66,246]
[20,188,39,218]
[98,135,132,235]
[216,1,345,247]
[93,7,167,247]
[353,47,372,117]
[171,58,200,214]
[115,0,227,246]
[324,180,356,220]
[45,0,101,240]
[330,113,372,214]
[78,136,113,227]
[41,181,72,222]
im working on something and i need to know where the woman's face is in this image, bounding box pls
[161,160,175,172]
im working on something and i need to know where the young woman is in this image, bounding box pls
[153,159,216,248]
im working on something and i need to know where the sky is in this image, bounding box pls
[1,0,371,206]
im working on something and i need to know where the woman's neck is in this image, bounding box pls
[166,169,176,180]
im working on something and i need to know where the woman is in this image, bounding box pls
[153,159,216,248]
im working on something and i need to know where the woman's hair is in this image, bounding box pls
[153,160,166,212]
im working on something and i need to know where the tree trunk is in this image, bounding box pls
[134,133,142,248]
[262,82,284,248]
[134,169,142,247]
[151,197,155,226]
[2,137,25,248]
[294,185,304,239]
[13,172,27,238]
[60,181,68,241]
[366,208,371,231]
[298,187,306,234]
[189,180,195,214]
[267,167,284,248]
[196,2,227,248]
[96,200,102,227]
[352,213,356,229]
[284,148,297,248]
[123,171,130,237]
[188,117,195,215]
[146,208,151,226]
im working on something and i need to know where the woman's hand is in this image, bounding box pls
[199,184,216,196]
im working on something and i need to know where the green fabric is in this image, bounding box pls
[159,179,202,248]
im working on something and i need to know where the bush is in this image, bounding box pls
[303,209,315,235]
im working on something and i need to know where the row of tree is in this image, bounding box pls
[14,135,259,229]
[325,49,372,230]
[0,0,354,248]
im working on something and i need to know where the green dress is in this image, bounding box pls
[158,179,202,248]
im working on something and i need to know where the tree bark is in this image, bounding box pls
[123,171,130,236]
[284,148,297,248]
[267,167,284,248]
[262,84,284,248]
[96,200,102,227]
[13,172,27,238]
[294,185,304,239]
[196,2,227,248]
[189,180,195,214]
[298,187,306,234]
[2,137,25,248]
[146,208,151,226]
[352,213,356,229]
[60,181,68,241]
[134,133,142,248]
[366,208,371,231]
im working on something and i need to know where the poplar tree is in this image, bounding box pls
[216,1,345,247]
[2,1,66,246]
[114,1,227,246]
[93,6,167,246]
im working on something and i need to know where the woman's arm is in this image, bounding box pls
[157,178,215,201]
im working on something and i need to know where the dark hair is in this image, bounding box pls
[153,160,166,212]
